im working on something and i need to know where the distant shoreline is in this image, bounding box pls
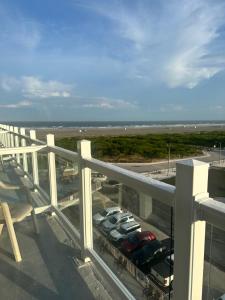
[36,124,225,140]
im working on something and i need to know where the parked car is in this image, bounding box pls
[92,172,107,183]
[93,207,122,225]
[130,240,166,269]
[101,212,134,235]
[109,221,141,243]
[161,238,174,255]
[121,230,156,255]
[150,253,174,287]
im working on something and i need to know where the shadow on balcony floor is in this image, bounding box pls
[0,215,94,300]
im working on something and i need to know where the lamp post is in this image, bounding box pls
[167,143,171,175]
[214,142,222,165]
[219,142,222,165]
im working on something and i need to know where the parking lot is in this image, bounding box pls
[60,170,225,300]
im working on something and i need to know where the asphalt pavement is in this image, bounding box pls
[116,150,225,174]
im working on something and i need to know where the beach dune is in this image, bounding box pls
[36,124,225,140]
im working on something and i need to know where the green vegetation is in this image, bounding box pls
[55,131,225,162]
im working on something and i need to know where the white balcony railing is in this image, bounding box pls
[0,123,225,300]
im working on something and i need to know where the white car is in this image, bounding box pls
[109,221,141,243]
[101,212,134,235]
[93,207,122,225]
[151,253,174,287]
[92,172,107,183]
[216,294,225,300]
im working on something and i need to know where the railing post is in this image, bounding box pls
[1,125,5,146]
[10,126,15,151]
[14,127,20,165]
[3,125,6,147]
[20,128,28,173]
[47,134,58,206]
[173,159,209,300]
[30,130,39,187]
[6,125,10,147]
[78,140,93,262]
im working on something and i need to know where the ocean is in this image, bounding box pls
[6,120,225,129]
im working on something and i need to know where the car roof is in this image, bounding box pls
[138,231,155,239]
[113,212,133,220]
[105,207,121,212]
[143,239,162,250]
[120,221,140,230]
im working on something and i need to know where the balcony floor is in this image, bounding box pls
[0,161,94,300]
[0,215,94,300]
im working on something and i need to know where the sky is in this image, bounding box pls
[0,0,225,121]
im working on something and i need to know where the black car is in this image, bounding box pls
[161,238,174,255]
[130,240,166,270]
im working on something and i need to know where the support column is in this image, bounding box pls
[118,183,123,207]
[47,134,58,206]
[173,160,209,300]
[20,128,28,173]
[30,130,39,187]
[139,192,152,220]
[14,127,20,165]
[78,140,93,262]
[10,126,16,158]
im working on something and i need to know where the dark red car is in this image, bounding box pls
[121,231,156,255]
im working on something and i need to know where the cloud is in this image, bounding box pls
[0,100,31,109]
[160,104,184,113]
[81,96,136,109]
[0,5,41,50]
[79,0,225,88]
[0,75,135,110]
[210,104,224,112]
[1,76,72,98]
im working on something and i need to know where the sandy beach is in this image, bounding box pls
[36,124,225,140]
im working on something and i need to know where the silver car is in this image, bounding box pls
[109,221,141,243]
[101,212,134,235]
[93,207,122,225]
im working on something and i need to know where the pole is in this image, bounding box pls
[173,159,209,300]
[167,143,171,175]
[78,140,93,262]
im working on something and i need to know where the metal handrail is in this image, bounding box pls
[85,157,175,207]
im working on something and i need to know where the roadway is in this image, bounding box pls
[116,150,225,174]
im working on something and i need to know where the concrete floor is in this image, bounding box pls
[0,161,94,300]
[0,216,94,300]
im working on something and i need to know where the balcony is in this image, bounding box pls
[0,124,225,300]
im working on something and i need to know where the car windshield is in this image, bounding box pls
[118,227,127,234]
[109,216,117,224]
[100,209,108,217]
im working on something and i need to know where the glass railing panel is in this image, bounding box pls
[37,152,50,199]
[26,153,33,179]
[55,155,80,232]
[203,221,225,300]
[92,173,174,299]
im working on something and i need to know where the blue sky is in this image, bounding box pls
[0,0,225,121]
